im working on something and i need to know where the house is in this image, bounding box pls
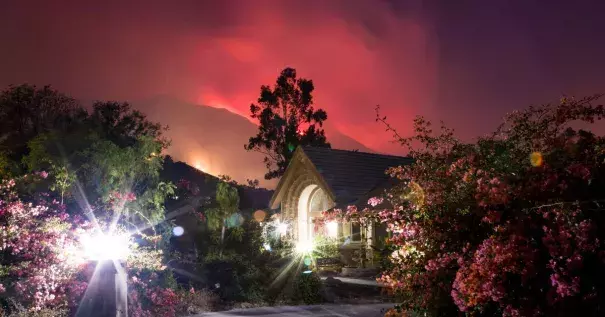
[269,146,412,266]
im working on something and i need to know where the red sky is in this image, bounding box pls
[1,0,604,156]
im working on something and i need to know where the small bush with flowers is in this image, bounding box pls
[0,176,93,313]
[371,96,605,316]
[0,174,212,317]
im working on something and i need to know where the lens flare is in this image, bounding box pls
[278,222,289,236]
[227,213,244,228]
[401,181,425,208]
[296,240,314,254]
[80,233,131,261]
[173,226,185,236]
[253,210,266,222]
[530,151,543,167]
[303,256,312,266]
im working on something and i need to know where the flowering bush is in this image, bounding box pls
[373,96,605,316]
[0,177,92,312]
[0,176,199,316]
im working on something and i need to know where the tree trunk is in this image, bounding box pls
[219,220,226,258]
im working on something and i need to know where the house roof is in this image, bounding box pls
[269,146,412,208]
[302,147,412,204]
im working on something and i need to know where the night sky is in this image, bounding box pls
[1,1,604,173]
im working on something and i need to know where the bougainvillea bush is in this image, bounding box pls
[373,96,605,316]
[0,175,208,316]
[0,176,92,313]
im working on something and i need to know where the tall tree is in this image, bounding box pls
[2,85,174,228]
[0,84,85,171]
[206,178,240,257]
[245,67,330,179]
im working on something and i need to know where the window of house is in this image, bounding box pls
[307,187,331,240]
[308,187,330,213]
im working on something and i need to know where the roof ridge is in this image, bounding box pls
[301,146,411,160]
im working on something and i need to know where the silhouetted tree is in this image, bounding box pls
[0,84,85,169]
[245,67,330,179]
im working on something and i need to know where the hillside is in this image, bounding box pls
[134,95,374,189]
[161,157,273,211]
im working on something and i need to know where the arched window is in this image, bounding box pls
[308,187,330,214]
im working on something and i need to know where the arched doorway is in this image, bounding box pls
[297,184,316,243]
[297,184,331,243]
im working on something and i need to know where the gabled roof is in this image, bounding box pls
[302,147,412,203]
[269,146,412,208]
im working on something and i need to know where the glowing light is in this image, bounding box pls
[253,210,266,222]
[401,181,425,208]
[302,270,313,274]
[227,213,244,228]
[194,162,203,170]
[173,226,185,237]
[326,221,338,238]
[303,256,312,266]
[278,222,289,236]
[80,233,131,261]
[263,243,272,251]
[530,151,543,167]
[296,240,314,254]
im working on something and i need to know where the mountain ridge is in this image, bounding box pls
[132,95,375,189]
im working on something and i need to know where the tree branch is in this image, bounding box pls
[250,148,280,162]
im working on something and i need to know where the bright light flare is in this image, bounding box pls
[295,240,314,254]
[80,233,131,261]
[173,226,185,236]
[326,221,338,238]
[278,223,288,236]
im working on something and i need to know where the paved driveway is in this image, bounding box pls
[192,303,393,317]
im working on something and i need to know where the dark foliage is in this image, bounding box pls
[245,67,330,179]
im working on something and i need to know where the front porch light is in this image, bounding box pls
[295,240,314,254]
[80,233,131,261]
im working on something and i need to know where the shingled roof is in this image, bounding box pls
[301,147,412,204]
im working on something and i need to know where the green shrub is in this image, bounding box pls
[201,220,277,303]
[312,235,340,259]
[292,271,324,304]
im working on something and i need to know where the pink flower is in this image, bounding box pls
[368,197,384,207]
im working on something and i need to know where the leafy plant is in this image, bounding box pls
[206,180,240,257]
[312,235,340,259]
[292,272,324,304]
